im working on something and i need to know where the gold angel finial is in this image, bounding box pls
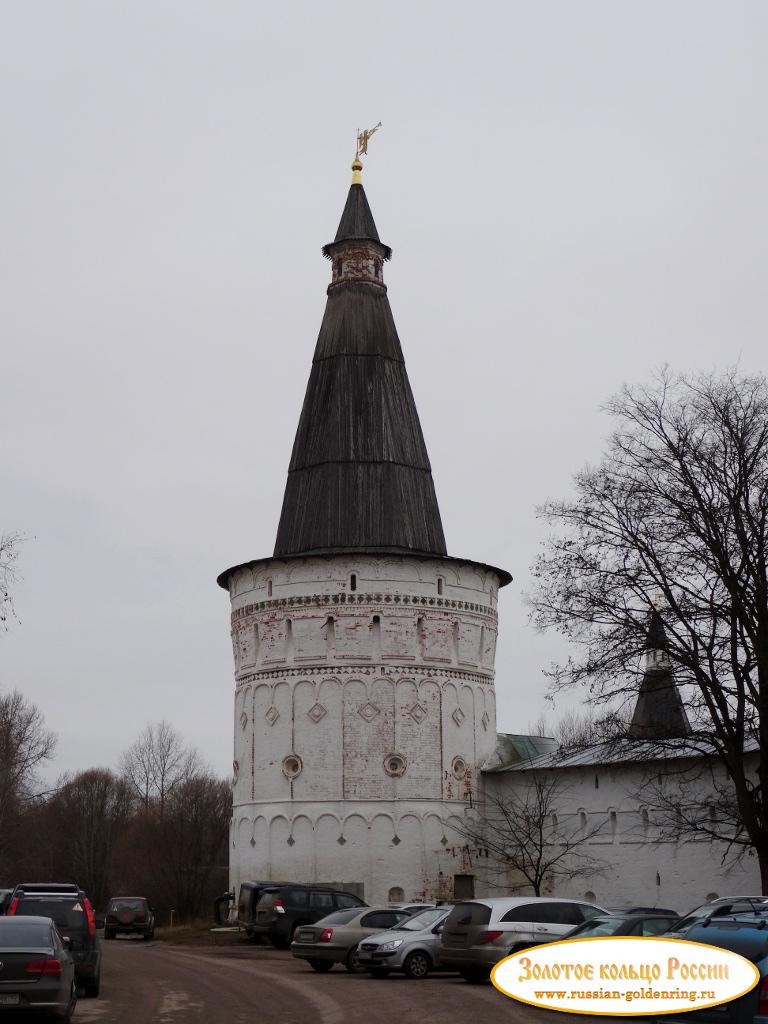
[356,122,382,160]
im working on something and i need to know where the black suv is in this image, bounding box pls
[252,885,367,947]
[8,883,101,997]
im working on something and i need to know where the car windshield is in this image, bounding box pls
[396,909,446,931]
[109,899,145,912]
[568,917,626,938]
[0,922,52,947]
[16,899,85,930]
[315,909,361,926]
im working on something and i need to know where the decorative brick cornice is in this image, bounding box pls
[231,592,498,625]
[234,664,495,687]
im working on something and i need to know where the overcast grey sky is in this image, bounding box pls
[2,1,767,781]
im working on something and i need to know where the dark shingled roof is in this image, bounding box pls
[274,185,446,558]
[629,611,691,740]
[322,183,392,260]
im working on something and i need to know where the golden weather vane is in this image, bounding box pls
[355,122,382,160]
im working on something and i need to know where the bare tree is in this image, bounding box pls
[0,690,56,869]
[0,532,24,629]
[530,368,768,889]
[448,775,606,896]
[123,772,230,922]
[44,769,133,908]
[529,708,632,751]
[120,720,200,818]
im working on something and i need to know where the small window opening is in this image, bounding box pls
[579,810,588,831]
[594,773,599,789]
[350,574,357,591]
[609,810,617,838]
[267,579,273,597]
[388,886,405,902]
[437,577,444,595]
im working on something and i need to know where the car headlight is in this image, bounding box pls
[378,939,404,951]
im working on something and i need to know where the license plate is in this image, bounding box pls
[0,995,20,1005]
[357,953,372,961]
[296,931,315,943]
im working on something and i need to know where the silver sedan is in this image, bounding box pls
[290,907,413,973]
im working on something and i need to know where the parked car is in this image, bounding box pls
[104,897,155,941]
[655,914,768,1023]
[0,890,12,915]
[357,906,454,978]
[0,915,77,1022]
[236,880,289,938]
[253,885,367,948]
[7,883,101,997]
[562,911,680,939]
[439,897,606,983]
[291,906,414,972]
[666,897,768,937]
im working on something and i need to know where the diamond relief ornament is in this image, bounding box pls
[265,705,280,726]
[240,711,248,730]
[407,702,427,724]
[307,702,327,724]
[286,835,295,847]
[481,710,490,732]
[358,702,380,723]
[451,706,466,727]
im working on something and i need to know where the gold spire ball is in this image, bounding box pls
[352,121,382,183]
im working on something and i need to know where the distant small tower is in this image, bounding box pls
[628,608,691,740]
[218,150,511,903]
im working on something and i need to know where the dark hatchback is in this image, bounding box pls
[0,915,77,1022]
[655,914,768,1023]
[8,884,101,997]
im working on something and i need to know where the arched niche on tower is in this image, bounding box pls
[336,814,369,892]
[394,678,441,800]
[292,679,343,800]
[279,814,314,878]
[315,813,344,883]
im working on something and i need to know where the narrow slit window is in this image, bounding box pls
[267,579,273,597]
[350,574,357,591]
[437,577,444,595]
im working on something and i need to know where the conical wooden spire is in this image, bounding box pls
[628,609,691,740]
[273,181,446,558]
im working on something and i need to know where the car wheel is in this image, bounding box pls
[403,950,431,979]
[309,959,333,973]
[459,968,488,984]
[55,981,77,1022]
[84,974,101,998]
[143,929,154,941]
[345,947,365,973]
[366,967,391,978]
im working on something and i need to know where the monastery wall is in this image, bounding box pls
[482,761,761,912]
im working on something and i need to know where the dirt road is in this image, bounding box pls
[61,939,635,1024]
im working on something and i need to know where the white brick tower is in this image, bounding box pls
[218,157,510,904]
